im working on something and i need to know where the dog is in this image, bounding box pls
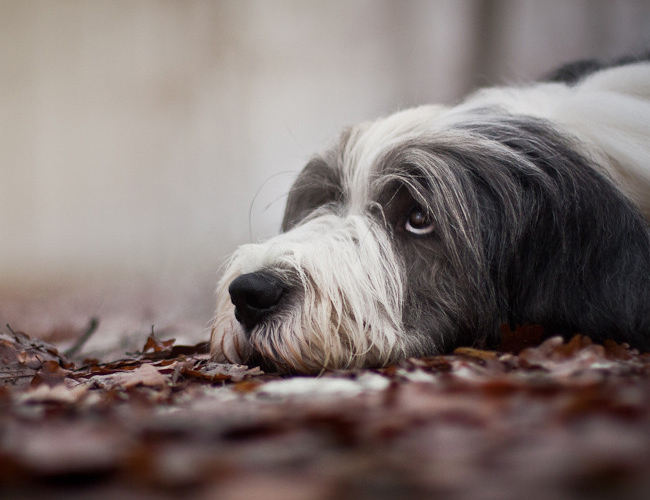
[211,55,650,373]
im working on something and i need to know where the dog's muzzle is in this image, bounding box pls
[228,272,285,330]
[211,213,407,372]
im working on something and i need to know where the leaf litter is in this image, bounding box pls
[0,324,649,500]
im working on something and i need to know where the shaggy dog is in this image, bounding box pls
[211,55,650,373]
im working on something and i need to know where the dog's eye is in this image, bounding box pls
[405,206,434,235]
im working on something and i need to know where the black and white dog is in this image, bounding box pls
[211,56,650,373]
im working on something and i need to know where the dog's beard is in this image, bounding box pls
[211,213,406,373]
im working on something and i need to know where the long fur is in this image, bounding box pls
[211,56,650,373]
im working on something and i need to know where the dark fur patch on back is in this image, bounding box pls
[544,50,650,84]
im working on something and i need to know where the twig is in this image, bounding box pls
[64,317,100,358]
[6,323,18,338]
[5,323,29,343]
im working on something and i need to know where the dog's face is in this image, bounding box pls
[211,105,533,373]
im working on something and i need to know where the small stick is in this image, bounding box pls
[6,323,18,338]
[64,317,100,358]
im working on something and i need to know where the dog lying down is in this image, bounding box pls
[211,55,650,373]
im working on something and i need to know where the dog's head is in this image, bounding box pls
[211,102,650,373]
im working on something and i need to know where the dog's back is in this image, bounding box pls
[461,54,650,218]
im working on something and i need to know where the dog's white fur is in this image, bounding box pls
[211,62,650,373]
[213,214,404,372]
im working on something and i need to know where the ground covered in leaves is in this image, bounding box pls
[1,324,649,500]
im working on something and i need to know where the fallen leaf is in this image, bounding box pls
[89,363,169,390]
[143,334,176,354]
[16,383,88,405]
[499,323,545,353]
[453,347,499,361]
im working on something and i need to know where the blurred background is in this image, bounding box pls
[1,0,649,355]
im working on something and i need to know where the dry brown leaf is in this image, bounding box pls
[143,334,176,354]
[453,347,499,361]
[16,383,88,405]
[499,323,545,353]
[88,363,169,390]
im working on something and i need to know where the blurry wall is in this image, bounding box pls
[2,0,650,286]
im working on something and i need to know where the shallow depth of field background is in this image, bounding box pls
[1,0,649,351]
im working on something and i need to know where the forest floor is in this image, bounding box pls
[0,283,649,500]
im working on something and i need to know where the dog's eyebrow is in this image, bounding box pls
[370,140,437,201]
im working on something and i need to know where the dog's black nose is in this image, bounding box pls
[229,272,285,330]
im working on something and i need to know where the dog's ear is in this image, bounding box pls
[508,188,650,350]
[479,119,650,350]
[281,158,344,231]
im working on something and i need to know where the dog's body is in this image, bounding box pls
[211,56,650,373]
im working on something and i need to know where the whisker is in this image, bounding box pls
[248,170,298,242]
